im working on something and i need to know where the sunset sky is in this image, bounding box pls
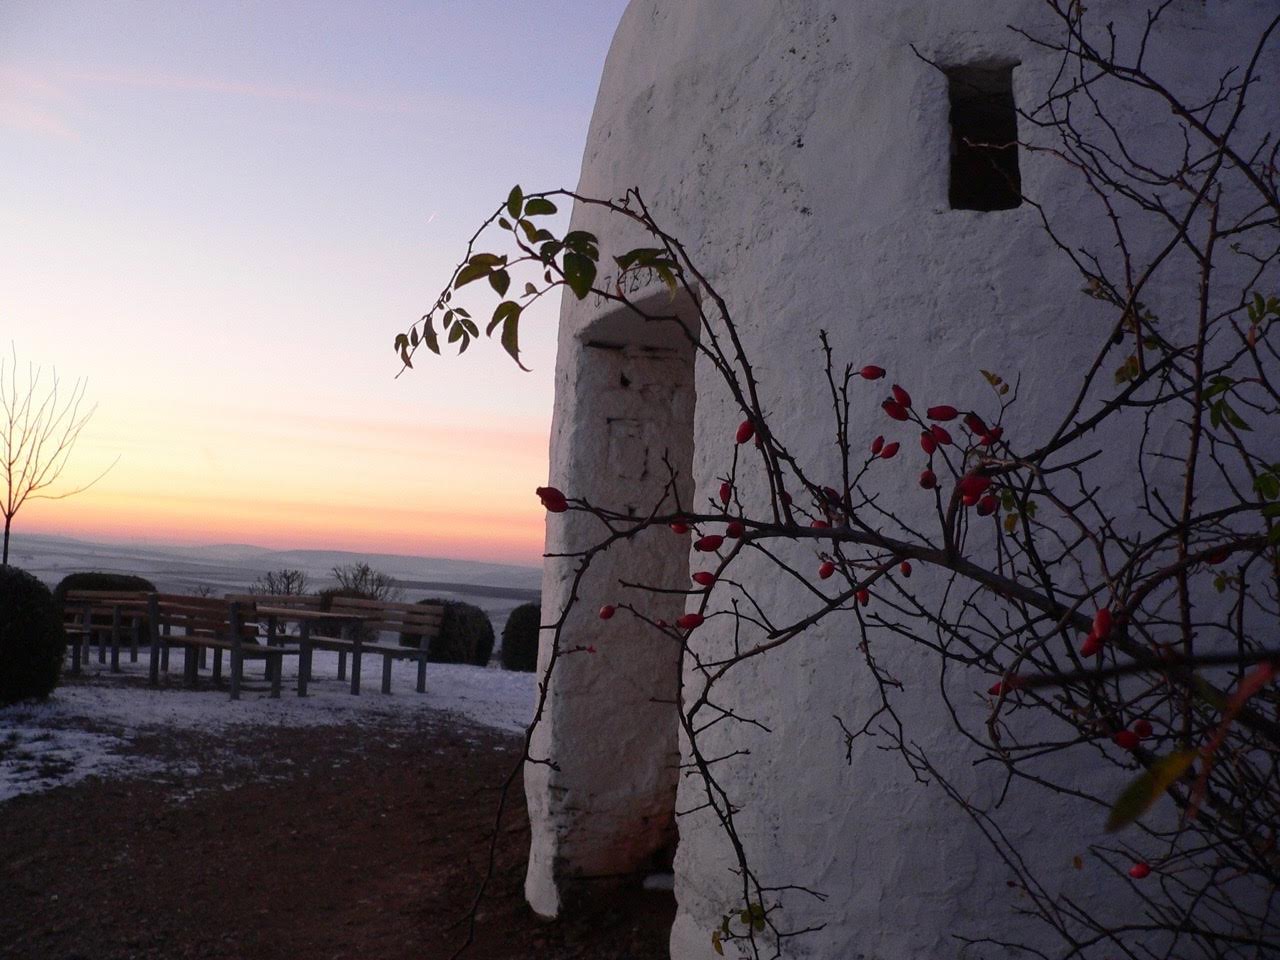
[1,1,630,566]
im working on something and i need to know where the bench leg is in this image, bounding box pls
[416,650,427,694]
[70,635,82,676]
[212,649,223,684]
[382,654,392,695]
[337,650,347,682]
[161,627,171,673]
[297,624,312,697]
[97,631,106,664]
[184,646,198,687]
[110,607,122,673]
[230,649,242,701]
[270,655,282,699]
[350,641,362,696]
[130,618,141,663]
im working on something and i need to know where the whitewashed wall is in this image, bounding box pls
[530,2,1280,957]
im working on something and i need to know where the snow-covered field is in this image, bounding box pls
[0,650,536,803]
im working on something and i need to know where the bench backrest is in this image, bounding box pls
[225,593,323,614]
[62,590,152,624]
[325,596,444,637]
[149,595,257,640]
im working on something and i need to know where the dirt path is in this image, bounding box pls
[0,714,673,960]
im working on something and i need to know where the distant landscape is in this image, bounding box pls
[12,532,542,627]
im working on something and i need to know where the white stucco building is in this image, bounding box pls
[526,3,1279,958]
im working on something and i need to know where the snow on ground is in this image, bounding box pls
[0,650,537,803]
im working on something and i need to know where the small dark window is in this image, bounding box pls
[947,64,1021,211]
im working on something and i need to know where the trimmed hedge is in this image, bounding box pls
[401,599,494,667]
[53,572,157,609]
[315,587,377,639]
[1,566,66,705]
[500,603,540,672]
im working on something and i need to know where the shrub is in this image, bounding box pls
[53,571,158,647]
[401,599,494,667]
[315,587,376,639]
[0,566,66,705]
[500,603,541,672]
[53,571,157,609]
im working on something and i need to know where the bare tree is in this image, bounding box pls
[248,568,310,596]
[330,562,402,602]
[0,347,114,566]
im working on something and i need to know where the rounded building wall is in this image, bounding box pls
[531,2,1280,958]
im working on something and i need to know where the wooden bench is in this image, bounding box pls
[309,597,444,696]
[146,594,292,699]
[62,590,152,675]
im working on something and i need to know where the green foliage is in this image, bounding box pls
[1106,750,1198,832]
[395,185,611,371]
[53,571,156,609]
[500,602,541,672]
[0,566,66,706]
[401,598,494,667]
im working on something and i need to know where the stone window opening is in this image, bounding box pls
[947,63,1022,211]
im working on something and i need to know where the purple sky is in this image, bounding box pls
[0,1,630,563]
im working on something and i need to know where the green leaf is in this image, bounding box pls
[498,217,512,231]
[1253,473,1279,501]
[393,332,408,351]
[524,197,557,216]
[615,247,665,269]
[711,931,724,956]
[564,251,597,300]
[1205,376,1233,399]
[523,282,538,297]
[409,327,419,347]
[563,230,599,258]
[422,321,439,355]
[487,300,521,336]
[454,262,490,289]
[506,185,524,220]
[1223,403,1251,431]
[1105,750,1197,832]
[489,269,511,297]
[539,240,563,263]
[1262,502,1280,519]
[447,322,464,344]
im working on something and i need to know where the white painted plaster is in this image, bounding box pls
[529,2,1280,957]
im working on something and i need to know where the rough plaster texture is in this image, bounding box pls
[528,2,1279,957]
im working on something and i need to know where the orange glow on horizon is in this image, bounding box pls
[14,407,553,567]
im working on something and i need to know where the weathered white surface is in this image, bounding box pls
[532,2,1279,958]
[527,290,699,916]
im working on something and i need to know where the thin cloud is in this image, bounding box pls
[0,66,77,139]
[0,99,77,139]
[66,67,414,115]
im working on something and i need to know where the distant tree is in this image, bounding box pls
[400,598,495,666]
[330,562,402,603]
[1,347,114,565]
[248,568,309,596]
